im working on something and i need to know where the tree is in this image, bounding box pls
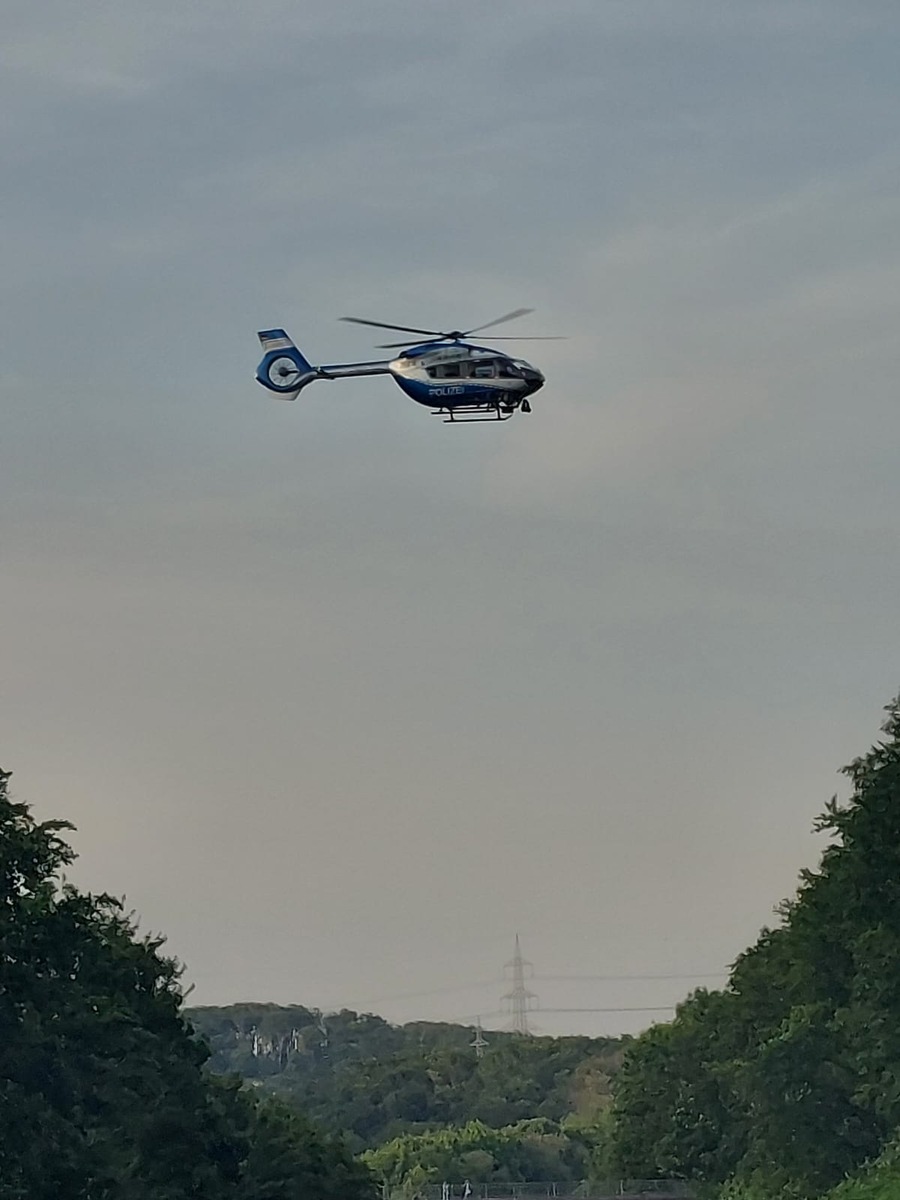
[364,1117,592,1197]
[612,696,900,1197]
[0,767,373,1200]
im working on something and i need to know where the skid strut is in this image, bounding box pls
[433,402,520,424]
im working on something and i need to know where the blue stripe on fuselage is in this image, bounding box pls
[393,375,503,408]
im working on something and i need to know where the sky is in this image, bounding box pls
[3,0,900,1037]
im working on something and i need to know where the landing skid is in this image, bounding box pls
[432,403,520,424]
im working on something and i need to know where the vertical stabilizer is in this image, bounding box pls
[255,329,317,397]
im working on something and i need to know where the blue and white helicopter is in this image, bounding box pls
[254,308,557,423]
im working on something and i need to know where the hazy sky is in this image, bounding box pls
[3,0,900,1037]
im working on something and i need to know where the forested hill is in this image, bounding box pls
[187,1003,626,1150]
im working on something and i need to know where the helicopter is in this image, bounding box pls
[254,308,559,423]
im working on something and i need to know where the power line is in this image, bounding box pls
[341,962,728,1025]
[454,1004,673,1025]
[354,971,727,1008]
[539,1006,675,1014]
[456,1010,507,1024]
[537,972,727,983]
[353,980,500,1006]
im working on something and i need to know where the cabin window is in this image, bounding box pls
[426,359,508,379]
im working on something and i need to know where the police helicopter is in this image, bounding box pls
[254,308,558,423]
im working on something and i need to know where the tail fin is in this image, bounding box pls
[255,329,318,398]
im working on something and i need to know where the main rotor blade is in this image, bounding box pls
[376,335,566,348]
[340,316,444,336]
[376,339,443,349]
[374,340,441,350]
[464,307,534,335]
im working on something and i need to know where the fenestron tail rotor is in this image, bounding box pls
[339,308,563,349]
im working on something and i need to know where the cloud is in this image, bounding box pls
[3,0,900,1031]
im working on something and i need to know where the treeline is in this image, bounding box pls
[363,1117,614,1196]
[610,698,900,1199]
[0,768,372,1200]
[188,1003,625,1152]
[15,687,900,1200]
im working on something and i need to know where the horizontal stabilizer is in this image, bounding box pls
[258,329,298,352]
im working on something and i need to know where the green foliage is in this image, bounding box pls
[236,1095,372,1200]
[612,696,900,1198]
[717,1138,900,1200]
[0,767,373,1200]
[363,1118,592,1196]
[825,1136,900,1200]
[613,989,747,1184]
[188,1003,625,1152]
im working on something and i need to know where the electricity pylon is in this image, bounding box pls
[502,934,537,1034]
[471,1017,488,1058]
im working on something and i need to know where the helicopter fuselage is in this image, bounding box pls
[387,341,544,418]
